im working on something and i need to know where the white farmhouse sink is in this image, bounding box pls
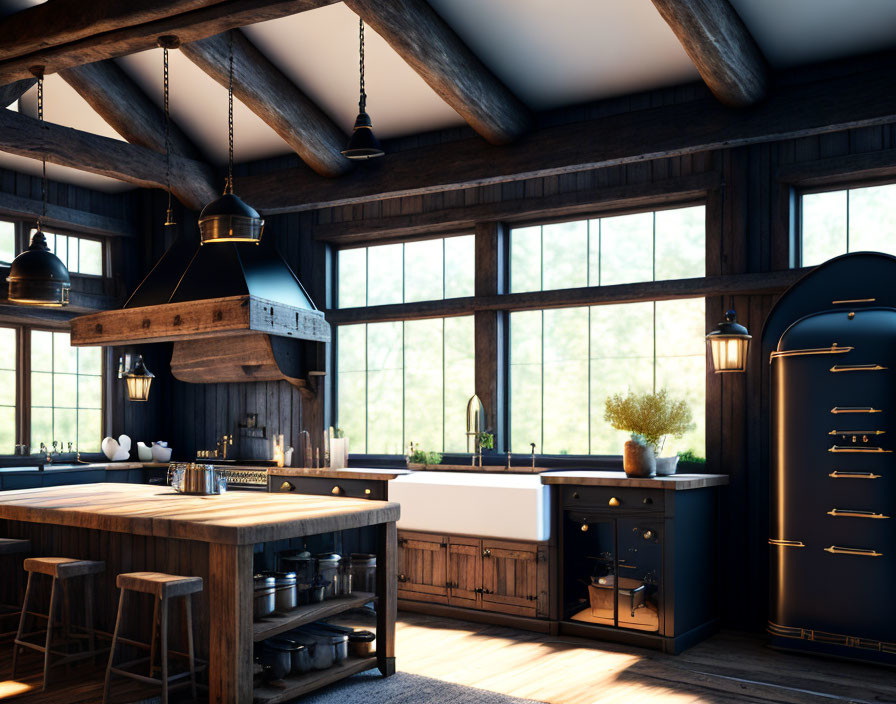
[389,471,550,541]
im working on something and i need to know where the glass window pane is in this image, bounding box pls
[600,212,654,286]
[53,408,76,445]
[510,310,542,453]
[542,220,588,291]
[77,375,102,410]
[655,299,705,358]
[444,316,475,452]
[77,409,102,452]
[444,235,474,299]
[55,234,68,269]
[0,406,14,454]
[404,239,444,303]
[0,326,15,370]
[591,356,654,454]
[338,371,366,454]
[0,369,14,406]
[53,332,76,373]
[848,184,896,255]
[78,346,102,375]
[80,238,103,276]
[53,373,77,408]
[31,372,52,407]
[30,407,51,450]
[802,191,846,266]
[69,237,80,273]
[510,226,541,293]
[366,321,403,454]
[0,220,14,264]
[403,319,443,451]
[31,330,53,371]
[366,244,403,306]
[338,324,366,373]
[590,302,653,360]
[656,356,704,457]
[338,248,367,308]
[655,206,705,280]
[542,308,589,454]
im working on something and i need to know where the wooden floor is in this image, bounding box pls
[1,612,895,703]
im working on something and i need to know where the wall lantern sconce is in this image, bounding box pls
[706,310,751,373]
[121,354,154,401]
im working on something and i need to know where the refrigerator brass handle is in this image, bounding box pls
[830,364,888,372]
[832,298,875,304]
[770,345,853,361]
[828,429,885,435]
[830,406,882,414]
[824,546,883,557]
[768,539,805,548]
[829,471,882,479]
[827,509,890,519]
[828,446,892,453]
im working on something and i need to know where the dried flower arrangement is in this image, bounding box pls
[603,389,694,454]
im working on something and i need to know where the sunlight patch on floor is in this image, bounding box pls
[0,681,33,698]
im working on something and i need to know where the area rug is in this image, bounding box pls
[296,669,549,704]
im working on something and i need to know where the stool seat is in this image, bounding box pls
[24,558,105,579]
[117,572,203,599]
[0,538,31,555]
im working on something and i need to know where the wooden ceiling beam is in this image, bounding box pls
[0,78,35,108]
[237,62,896,215]
[649,0,768,107]
[60,59,206,162]
[0,107,217,210]
[0,0,339,85]
[181,30,352,178]
[344,0,531,145]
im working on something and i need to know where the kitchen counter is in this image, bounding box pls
[270,467,413,481]
[541,471,729,490]
[0,461,145,472]
[0,483,399,701]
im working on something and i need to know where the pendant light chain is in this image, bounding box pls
[163,45,175,225]
[358,19,366,113]
[37,69,47,228]
[227,30,234,195]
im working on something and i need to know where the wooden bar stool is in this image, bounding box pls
[0,539,31,639]
[12,557,105,691]
[104,572,203,704]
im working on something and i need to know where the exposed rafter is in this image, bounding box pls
[0,78,35,108]
[649,0,768,108]
[181,30,352,178]
[0,107,217,210]
[237,61,896,214]
[60,59,205,161]
[0,0,339,85]
[343,0,531,145]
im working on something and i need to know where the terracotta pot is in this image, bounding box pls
[623,441,656,478]
[655,455,680,476]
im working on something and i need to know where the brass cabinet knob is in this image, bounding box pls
[398,574,408,583]
[572,492,579,499]
[279,482,293,492]
[364,488,372,496]
[608,497,621,507]
[482,549,492,558]
[332,486,343,495]
[643,530,654,540]
[581,523,589,532]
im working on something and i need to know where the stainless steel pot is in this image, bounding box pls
[261,571,297,612]
[169,463,226,495]
[270,636,311,674]
[254,574,276,619]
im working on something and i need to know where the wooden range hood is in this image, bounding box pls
[70,233,330,393]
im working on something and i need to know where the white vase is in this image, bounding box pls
[655,455,680,476]
[151,442,173,463]
[137,442,153,461]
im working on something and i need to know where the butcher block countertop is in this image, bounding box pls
[541,471,729,490]
[0,482,399,545]
[268,467,414,480]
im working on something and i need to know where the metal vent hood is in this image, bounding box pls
[70,233,330,391]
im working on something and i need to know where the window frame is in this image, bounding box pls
[25,225,107,279]
[0,322,106,458]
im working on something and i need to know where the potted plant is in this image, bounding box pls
[603,389,694,478]
[406,442,443,470]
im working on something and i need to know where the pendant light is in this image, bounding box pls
[706,309,751,373]
[341,19,384,160]
[159,35,179,227]
[123,355,154,402]
[6,67,71,306]
[198,31,264,244]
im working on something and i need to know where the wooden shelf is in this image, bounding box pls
[253,655,378,703]
[253,592,375,642]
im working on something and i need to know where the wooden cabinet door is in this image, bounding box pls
[397,531,448,604]
[481,539,543,617]
[447,537,482,608]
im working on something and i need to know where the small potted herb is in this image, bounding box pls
[603,389,694,478]
[406,442,443,469]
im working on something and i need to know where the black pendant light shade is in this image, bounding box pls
[6,230,71,307]
[706,309,751,373]
[342,19,384,160]
[123,355,154,402]
[199,189,264,244]
[342,110,384,159]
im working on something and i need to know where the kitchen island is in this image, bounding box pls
[0,483,399,703]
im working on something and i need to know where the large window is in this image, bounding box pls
[337,317,475,454]
[510,299,705,456]
[29,228,104,276]
[0,220,14,265]
[338,235,474,307]
[801,183,896,266]
[29,331,103,453]
[510,205,705,292]
[0,327,15,454]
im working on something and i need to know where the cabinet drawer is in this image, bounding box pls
[562,485,664,512]
[270,476,386,500]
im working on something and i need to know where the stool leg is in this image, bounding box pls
[85,574,96,663]
[103,588,125,704]
[183,595,197,701]
[61,579,71,675]
[42,576,59,691]
[160,596,169,704]
[11,571,33,679]
[149,596,159,677]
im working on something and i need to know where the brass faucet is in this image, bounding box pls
[40,443,51,463]
[531,443,536,469]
